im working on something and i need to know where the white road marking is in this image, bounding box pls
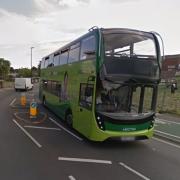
[24,125,61,131]
[153,137,180,149]
[156,118,180,125]
[49,117,83,141]
[9,98,16,106]
[58,157,112,164]
[68,175,76,180]
[154,130,180,140]
[155,119,167,125]
[12,119,42,148]
[119,162,150,180]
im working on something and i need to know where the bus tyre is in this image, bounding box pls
[66,113,73,127]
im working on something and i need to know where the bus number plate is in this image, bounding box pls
[121,136,135,141]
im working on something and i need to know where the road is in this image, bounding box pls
[0,85,180,180]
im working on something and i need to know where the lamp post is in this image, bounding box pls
[30,47,34,80]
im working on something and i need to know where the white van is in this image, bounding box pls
[15,78,33,91]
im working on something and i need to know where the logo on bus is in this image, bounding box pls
[122,127,136,132]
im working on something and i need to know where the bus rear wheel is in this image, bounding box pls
[65,113,73,127]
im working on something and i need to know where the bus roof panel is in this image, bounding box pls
[101,28,153,38]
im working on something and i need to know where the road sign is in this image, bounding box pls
[30,100,38,118]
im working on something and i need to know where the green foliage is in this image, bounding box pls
[18,68,31,77]
[15,66,39,78]
[157,78,180,115]
[10,67,15,73]
[32,66,39,77]
[0,58,11,80]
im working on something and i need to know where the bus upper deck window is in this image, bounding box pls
[54,52,60,66]
[40,60,45,69]
[60,49,69,65]
[44,58,49,68]
[68,43,80,63]
[80,35,96,60]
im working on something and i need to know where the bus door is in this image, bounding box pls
[77,76,95,137]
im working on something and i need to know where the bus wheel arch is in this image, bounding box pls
[65,109,73,127]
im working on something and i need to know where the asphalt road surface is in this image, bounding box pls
[1,85,180,180]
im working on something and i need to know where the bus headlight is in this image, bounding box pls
[96,115,105,130]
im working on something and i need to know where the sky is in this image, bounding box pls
[0,0,179,68]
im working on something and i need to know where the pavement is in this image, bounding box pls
[155,113,180,144]
[0,85,180,180]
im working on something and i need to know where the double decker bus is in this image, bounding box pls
[40,27,163,141]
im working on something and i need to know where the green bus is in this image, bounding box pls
[40,27,163,141]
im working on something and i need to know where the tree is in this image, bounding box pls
[37,62,41,77]
[18,68,31,77]
[32,66,39,77]
[0,58,11,80]
[10,67,15,73]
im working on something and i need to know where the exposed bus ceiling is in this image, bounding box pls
[102,28,153,50]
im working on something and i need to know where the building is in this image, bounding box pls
[162,54,180,71]
[162,54,180,79]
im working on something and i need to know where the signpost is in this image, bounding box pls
[30,99,38,118]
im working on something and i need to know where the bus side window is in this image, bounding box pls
[79,83,94,109]
[48,54,54,67]
[60,49,69,65]
[80,35,96,60]
[43,80,48,89]
[54,52,60,66]
[68,43,80,63]
[45,80,52,92]
[57,83,61,99]
[41,59,45,69]
[51,81,61,97]
[44,58,49,68]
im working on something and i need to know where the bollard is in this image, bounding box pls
[21,93,27,106]
[30,99,38,118]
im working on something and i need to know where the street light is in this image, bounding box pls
[30,47,34,79]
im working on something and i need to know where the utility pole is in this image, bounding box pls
[31,47,34,81]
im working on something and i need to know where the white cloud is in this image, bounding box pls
[102,0,142,3]
[58,0,89,7]
[0,0,37,17]
[33,0,90,14]
[33,0,60,13]
[0,0,180,68]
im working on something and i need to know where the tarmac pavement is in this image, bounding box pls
[1,85,180,180]
[155,113,180,144]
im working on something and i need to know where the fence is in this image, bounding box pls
[157,79,180,115]
[0,81,14,88]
